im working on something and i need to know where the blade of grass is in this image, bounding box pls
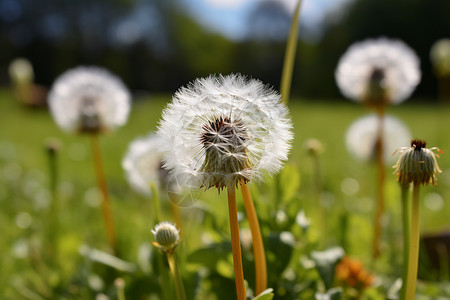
[280,0,302,104]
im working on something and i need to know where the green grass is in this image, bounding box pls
[1,88,450,299]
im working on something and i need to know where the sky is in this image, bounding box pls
[178,0,353,41]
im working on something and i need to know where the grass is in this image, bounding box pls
[1,88,450,298]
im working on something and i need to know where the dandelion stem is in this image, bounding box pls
[46,140,59,264]
[169,201,183,237]
[372,108,385,260]
[167,252,187,300]
[227,186,246,300]
[150,182,161,225]
[400,186,410,300]
[280,0,302,104]
[405,182,421,300]
[241,183,267,295]
[90,134,116,252]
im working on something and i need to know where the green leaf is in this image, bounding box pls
[311,247,344,290]
[254,288,274,300]
[188,242,231,270]
[279,163,301,203]
[267,232,295,279]
[315,287,343,300]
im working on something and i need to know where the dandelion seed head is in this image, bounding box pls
[151,221,180,252]
[335,37,421,105]
[122,134,168,196]
[157,74,293,190]
[393,139,442,187]
[9,58,34,84]
[346,114,411,163]
[48,66,131,134]
[430,38,450,77]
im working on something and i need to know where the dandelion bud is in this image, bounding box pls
[393,139,442,187]
[151,221,180,252]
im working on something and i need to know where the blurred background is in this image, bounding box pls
[1,0,449,99]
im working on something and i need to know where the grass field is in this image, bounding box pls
[1,87,450,299]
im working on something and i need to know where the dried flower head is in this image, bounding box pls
[122,133,169,196]
[48,66,131,134]
[335,37,421,105]
[393,139,442,187]
[335,256,374,290]
[151,221,180,252]
[430,38,450,77]
[157,74,293,191]
[346,114,411,163]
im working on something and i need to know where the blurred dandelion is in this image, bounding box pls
[122,133,183,230]
[346,114,411,164]
[158,74,293,297]
[430,38,450,103]
[430,38,450,78]
[48,66,130,134]
[393,139,441,300]
[8,58,34,105]
[123,133,166,197]
[337,38,420,259]
[49,66,131,252]
[335,37,420,106]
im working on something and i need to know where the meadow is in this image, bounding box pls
[1,88,450,299]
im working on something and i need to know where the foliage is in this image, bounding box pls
[2,90,450,298]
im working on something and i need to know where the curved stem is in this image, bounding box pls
[90,134,116,252]
[241,183,267,295]
[167,252,187,300]
[168,192,184,237]
[400,186,410,300]
[150,182,161,225]
[405,183,421,300]
[280,0,302,104]
[227,186,246,300]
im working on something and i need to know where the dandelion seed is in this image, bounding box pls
[157,74,293,191]
[48,66,131,134]
[336,37,420,105]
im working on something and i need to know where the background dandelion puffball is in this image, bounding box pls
[48,66,131,133]
[345,114,411,164]
[335,37,421,104]
[158,74,293,190]
[122,133,166,197]
[430,38,450,76]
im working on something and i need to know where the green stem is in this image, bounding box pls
[150,182,161,225]
[46,140,59,264]
[167,252,187,300]
[372,109,385,260]
[280,0,302,104]
[90,134,116,252]
[227,186,246,300]
[400,186,410,300]
[405,183,421,300]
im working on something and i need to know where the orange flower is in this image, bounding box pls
[336,256,374,289]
